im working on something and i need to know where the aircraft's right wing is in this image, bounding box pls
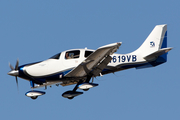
[64,42,122,78]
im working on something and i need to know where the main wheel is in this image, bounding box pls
[31,96,38,100]
[83,88,89,91]
[67,97,74,100]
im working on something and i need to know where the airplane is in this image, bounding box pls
[8,24,172,100]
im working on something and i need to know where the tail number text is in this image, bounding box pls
[111,55,137,63]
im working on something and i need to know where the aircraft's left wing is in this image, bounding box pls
[65,42,122,78]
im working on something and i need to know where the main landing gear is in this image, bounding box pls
[25,77,98,100]
[62,77,98,100]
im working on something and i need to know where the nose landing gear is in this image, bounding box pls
[25,90,46,100]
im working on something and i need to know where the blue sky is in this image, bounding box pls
[1,0,179,120]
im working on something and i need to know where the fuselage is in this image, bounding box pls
[7,24,172,100]
[17,47,166,85]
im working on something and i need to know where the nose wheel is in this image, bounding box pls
[25,90,46,100]
[31,96,38,100]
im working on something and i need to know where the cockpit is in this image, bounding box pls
[84,50,93,58]
[65,50,80,59]
[50,53,61,59]
[50,49,94,60]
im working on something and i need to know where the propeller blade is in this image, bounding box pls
[15,59,19,70]
[15,76,19,91]
[9,63,14,70]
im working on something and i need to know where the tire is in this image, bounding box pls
[31,96,38,100]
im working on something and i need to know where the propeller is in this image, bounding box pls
[8,59,19,91]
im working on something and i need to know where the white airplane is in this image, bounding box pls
[8,24,172,100]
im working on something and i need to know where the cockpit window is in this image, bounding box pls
[50,53,61,59]
[85,51,93,58]
[65,50,80,59]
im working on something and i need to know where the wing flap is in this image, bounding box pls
[91,55,112,76]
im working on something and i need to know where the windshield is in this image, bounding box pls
[50,53,61,59]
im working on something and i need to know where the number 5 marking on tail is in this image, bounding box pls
[150,41,155,47]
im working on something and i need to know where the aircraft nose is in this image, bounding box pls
[8,70,19,76]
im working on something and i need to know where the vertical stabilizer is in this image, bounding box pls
[134,24,167,57]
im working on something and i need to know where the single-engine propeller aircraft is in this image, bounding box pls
[8,24,172,100]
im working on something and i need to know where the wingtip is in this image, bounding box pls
[117,42,122,46]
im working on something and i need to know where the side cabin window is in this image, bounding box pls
[65,50,80,59]
[85,51,93,58]
[50,53,61,59]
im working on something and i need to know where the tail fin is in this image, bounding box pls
[134,24,172,68]
[134,24,167,57]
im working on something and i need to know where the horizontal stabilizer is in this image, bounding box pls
[144,47,173,60]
